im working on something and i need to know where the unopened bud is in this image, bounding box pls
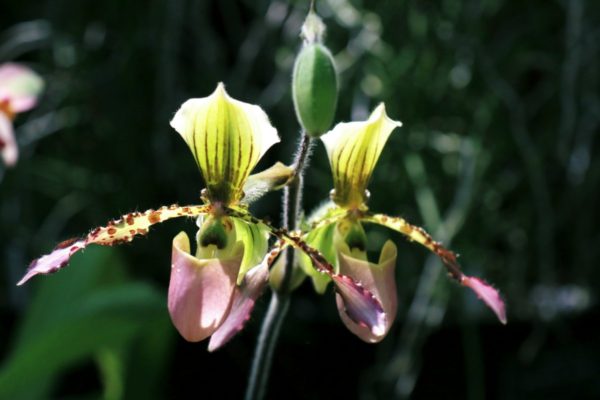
[292,43,338,137]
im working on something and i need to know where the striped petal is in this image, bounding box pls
[170,83,280,205]
[320,103,401,208]
[18,205,209,285]
[336,240,398,342]
[168,232,243,342]
[0,63,44,113]
[231,217,269,284]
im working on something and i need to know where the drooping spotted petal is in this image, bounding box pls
[168,231,243,342]
[335,240,397,343]
[365,213,463,277]
[365,213,507,324]
[462,276,507,324]
[18,205,210,285]
[224,209,387,334]
[0,112,17,166]
[170,83,280,205]
[0,63,44,113]
[208,245,282,351]
[289,233,386,335]
[320,103,401,208]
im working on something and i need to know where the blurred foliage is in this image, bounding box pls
[1,0,599,399]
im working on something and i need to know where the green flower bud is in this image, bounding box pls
[292,43,338,137]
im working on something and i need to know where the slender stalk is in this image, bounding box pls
[244,132,313,400]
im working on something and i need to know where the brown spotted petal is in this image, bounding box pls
[335,240,397,343]
[18,205,210,286]
[208,251,274,351]
[168,232,243,342]
[462,276,507,324]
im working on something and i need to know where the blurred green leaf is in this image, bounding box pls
[0,246,166,399]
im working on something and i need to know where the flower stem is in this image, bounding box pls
[244,132,313,400]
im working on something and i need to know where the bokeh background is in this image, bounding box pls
[1,0,599,399]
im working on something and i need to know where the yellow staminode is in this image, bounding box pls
[321,103,402,209]
[170,83,280,205]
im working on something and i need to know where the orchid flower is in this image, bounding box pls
[0,63,44,166]
[18,83,387,350]
[299,104,507,343]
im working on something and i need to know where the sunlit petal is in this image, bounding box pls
[231,217,269,283]
[18,205,210,285]
[0,63,44,113]
[170,83,280,205]
[336,240,397,342]
[320,103,401,208]
[168,232,243,342]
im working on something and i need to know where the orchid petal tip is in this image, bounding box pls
[462,276,507,325]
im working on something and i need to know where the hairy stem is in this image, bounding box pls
[244,132,313,400]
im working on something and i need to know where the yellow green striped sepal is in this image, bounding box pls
[170,83,280,205]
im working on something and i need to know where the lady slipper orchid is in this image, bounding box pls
[18,83,387,350]
[0,63,44,166]
[300,103,506,343]
[19,83,280,350]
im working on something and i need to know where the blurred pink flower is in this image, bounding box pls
[0,63,44,166]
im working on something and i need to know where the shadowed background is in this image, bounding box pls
[1,0,599,399]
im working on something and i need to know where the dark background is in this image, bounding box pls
[1,0,599,399]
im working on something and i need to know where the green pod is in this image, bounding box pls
[292,43,338,137]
